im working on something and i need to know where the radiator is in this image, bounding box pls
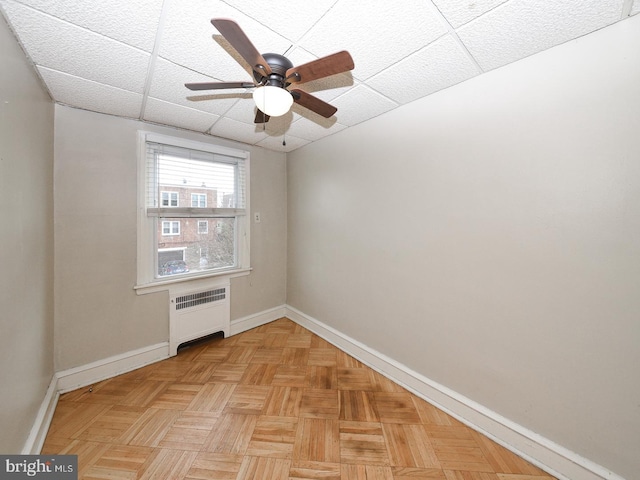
[169,282,230,356]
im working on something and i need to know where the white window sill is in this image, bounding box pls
[134,267,251,295]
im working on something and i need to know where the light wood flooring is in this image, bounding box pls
[42,318,556,480]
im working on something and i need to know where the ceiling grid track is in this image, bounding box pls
[139,0,171,121]
[426,0,485,74]
[621,0,634,17]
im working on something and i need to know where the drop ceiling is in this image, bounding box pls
[1,0,637,152]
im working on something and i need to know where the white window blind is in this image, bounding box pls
[145,142,246,218]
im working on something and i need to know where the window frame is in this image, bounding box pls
[197,220,209,234]
[161,220,181,236]
[191,193,207,208]
[135,132,251,294]
[161,191,179,207]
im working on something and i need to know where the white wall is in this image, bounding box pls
[0,16,55,452]
[287,16,640,480]
[54,106,287,371]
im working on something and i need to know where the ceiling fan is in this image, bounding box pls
[185,18,355,123]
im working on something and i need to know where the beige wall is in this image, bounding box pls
[0,16,55,452]
[54,106,287,371]
[231,147,287,320]
[287,16,640,480]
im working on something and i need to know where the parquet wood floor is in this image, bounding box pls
[42,318,557,480]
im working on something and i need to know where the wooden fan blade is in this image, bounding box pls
[286,51,354,84]
[254,110,270,123]
[211,18,272,76]
[291,89,337,118]
[185,81,254,91]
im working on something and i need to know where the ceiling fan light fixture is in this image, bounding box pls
[253,85,293,117]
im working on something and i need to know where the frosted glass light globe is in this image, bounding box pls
[252,86,293,117]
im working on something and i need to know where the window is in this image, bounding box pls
[137,132,250,287]
[191,193,207,208]
[161,191,179,207]
[162,220,180,235]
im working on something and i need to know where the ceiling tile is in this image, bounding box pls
[157,1,246,79]
[210,108,311,152]
[12,0,163,51]
[209,117,268,146]
[224,101,345,143]
[151,58,247,115]
[368,34,479,105]
[143,98,219,133]
[221,0,339,43]
[38,67,142,118]
[283,47,318,71]
[286,117,348,142]
[259,114,296,136]
[329,85,397,126]
[256,133,310,153]
[298,0,448,81]
[432,0,509,28]
[2,0,150,93]
[223,97,269,124]
[158,0,291,78]
[457,0,625,71]
[288,103,341,132]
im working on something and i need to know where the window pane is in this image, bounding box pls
[157,217,235,277]
[203,218,235,269]
[145,139,247,282]
[157,249,188,276]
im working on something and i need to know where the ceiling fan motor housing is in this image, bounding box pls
[255,53,294,88]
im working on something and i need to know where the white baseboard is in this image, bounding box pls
[230,304,287,336]
[53,304,287,397]
[22,375,59,454]
[56,342,170,394]
[285,305,623,480]
[26,306,280,453]
[53,304,288,395]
